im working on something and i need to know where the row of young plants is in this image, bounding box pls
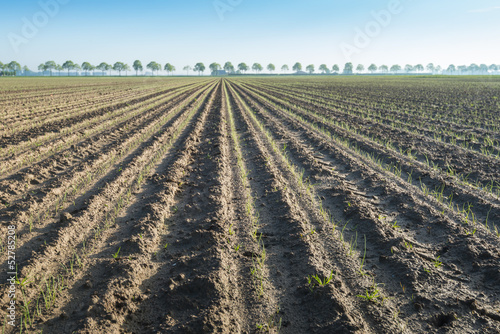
[226,81,397,331]
[0,83,162,129]
[240,80,500,195]
[245,80,500,159]
[0,81,208,175]
[253,77,500,133]
[239,81,500,237]
[228,80,498,331]
[0,82,217,270]
[232,80,500,241]
[241,80,500,196]
[0,82,176,137]
[7,82,219,333]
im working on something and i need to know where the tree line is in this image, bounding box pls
[1,60,499,76]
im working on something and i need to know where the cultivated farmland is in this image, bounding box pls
[0,76,499,333]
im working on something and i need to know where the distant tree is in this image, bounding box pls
[390,64,401,73]
[90,64,96,76]
[356,64,364,73]
[209,63,221,75]
[194,62,206,76]
[238,63,249,73]
[73,63,81,74]
[22,65,30,76]
[488,64,498,72]
[252,63,263,74]
[404,64,413,73]
[292,62,302,72]
[113,62,126,76]
[319,64,329,74]
[55,64,63,76]
[147,61,161,76]
[379,65,389,73]
[306,64,315,74]
[414,64,424,72]
[479,64,488,74]
[457,65,467,74]
[183,65,192,75]
[44,61,56,76]
[123,64,131,76]
[164,63,175,75]
[468,63,479,74]
[267,63,275,73]
[332,64,339,73]
[224,62,234,74]
[81,62,93,76]
[38,63,47,75]
[0,62,3,74]
[426,63,435,73]
[446,64,456,73]
[343,62,353,74]
[62,60,76,76]
[97,62,111,76]
[281,64,289,73]
[133,60,143,76]
[368,64,377,73]
[435,65,442,74]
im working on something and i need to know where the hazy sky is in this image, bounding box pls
[1,0,499,73]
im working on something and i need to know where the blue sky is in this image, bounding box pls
[1,0,499,73]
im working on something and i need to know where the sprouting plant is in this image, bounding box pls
[164,243,168,249]
[465,228,477,236]
[392,220,400,229]
[235,244,241,252]
[307,270,334,292]
[139,233,143,240]
[348,232,358,257]
[15,276,32,289]
[172,206,178,213]
[432,256,442,268]
[112,247,121,259]
[256,307,282,332]
[403,241,413,250]
[400,282,406,293]
[357,281,384,304]
[229,224,235,236]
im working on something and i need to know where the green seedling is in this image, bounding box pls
[307,270,334,292]
[432,256,442,268]
[357,281,383,303]
[112,247,121,259]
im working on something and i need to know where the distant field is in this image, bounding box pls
[1,76,499,333]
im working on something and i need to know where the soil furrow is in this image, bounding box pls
[227,80,388,333]
[229,79,500,333]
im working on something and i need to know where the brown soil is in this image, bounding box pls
[0,77,499,334]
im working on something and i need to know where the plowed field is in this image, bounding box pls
[1,76,499,333]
